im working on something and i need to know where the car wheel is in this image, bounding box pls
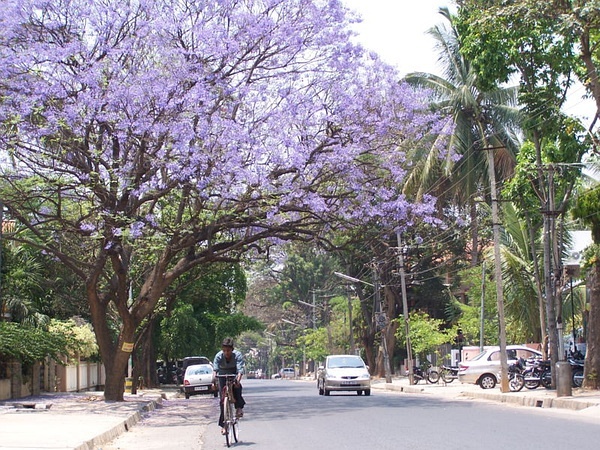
[356,390,362,395]
[364,389,371,396]
[479,374,496,389]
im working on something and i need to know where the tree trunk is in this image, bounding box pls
[584,260,600,390]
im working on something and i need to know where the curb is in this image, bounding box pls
[371,381,600,412]
[76,395,165,450]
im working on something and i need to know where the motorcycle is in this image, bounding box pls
[508,358,525,392]
[409,363,439,384]
[440,365,459,383]
[569,358,585,388]
[521,359,552,389]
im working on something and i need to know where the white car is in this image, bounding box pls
[280,368,296,379]
[182,364,218,398]
[317,354,371,396]
[458,345,543,389]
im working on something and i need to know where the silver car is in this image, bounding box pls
[458,345,542,389]
[317,354,371,396]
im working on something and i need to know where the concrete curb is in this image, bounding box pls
[371,380,600,412]
[76,395,165,450]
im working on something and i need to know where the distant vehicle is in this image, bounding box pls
[182,364,218,399]
[458,345,542,389]
[317,354,371,396]
[280,368,296,379]
[180,356,212,384]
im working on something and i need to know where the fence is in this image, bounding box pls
[0,357,106,400]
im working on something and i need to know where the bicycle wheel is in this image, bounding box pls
[224,400,234,447]
[440,369,454,384]
[427,370,440,384]
[228,401,238,445]
[509,373,524,392]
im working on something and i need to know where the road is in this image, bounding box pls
[98,379,600,449]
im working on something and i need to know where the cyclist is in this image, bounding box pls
[214,337,246,435]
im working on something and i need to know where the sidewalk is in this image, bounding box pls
[2,380,600,450]
[371,376,600,412]
[0,389,179,450]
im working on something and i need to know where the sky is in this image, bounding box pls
[341,0,454,77]
[341,0,596,125]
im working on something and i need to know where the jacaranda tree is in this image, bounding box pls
[0,0,442,400]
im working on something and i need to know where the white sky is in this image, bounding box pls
[342,0,453,77]
[341,0,596,123]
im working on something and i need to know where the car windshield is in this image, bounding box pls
[328,356,364,369]
[188,366,212,375]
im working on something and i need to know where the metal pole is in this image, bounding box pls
[480,261,486,352]
[571,276,576,352]
[347,286,355,354]
[397,230,414,385]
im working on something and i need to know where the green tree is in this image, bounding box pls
[404,7,521,266]
[456,0,591,381]
[0,1,441,401]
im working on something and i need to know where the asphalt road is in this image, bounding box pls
[98,379,600,450]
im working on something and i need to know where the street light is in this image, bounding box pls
[333,272,373,286]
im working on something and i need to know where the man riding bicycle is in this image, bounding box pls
[214,337,246,435]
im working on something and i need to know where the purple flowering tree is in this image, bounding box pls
[0,0,441,400]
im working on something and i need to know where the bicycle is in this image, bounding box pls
[439,365,459,384]
[217,374,239,447]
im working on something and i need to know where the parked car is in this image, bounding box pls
[180,356,212,384]
[458,345,543,389]
[280,368,296,379]
[182,364,218,399]
[317,354,371,396]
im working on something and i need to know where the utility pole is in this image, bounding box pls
[345,284,355,355]
[485,146,509,393]
[480,261,486,352]
[397,230,414,385]
[373,265,392,383]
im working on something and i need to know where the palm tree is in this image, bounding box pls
[497,202,544,343]
[403,7,522,266]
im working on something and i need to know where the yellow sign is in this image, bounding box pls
[122,342,134,353]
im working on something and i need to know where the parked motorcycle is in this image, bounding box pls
[409,363,439,384]
[440,365,459,384]
[522,359,552,389]
[508,358,525,392]
[569,358,585,388]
